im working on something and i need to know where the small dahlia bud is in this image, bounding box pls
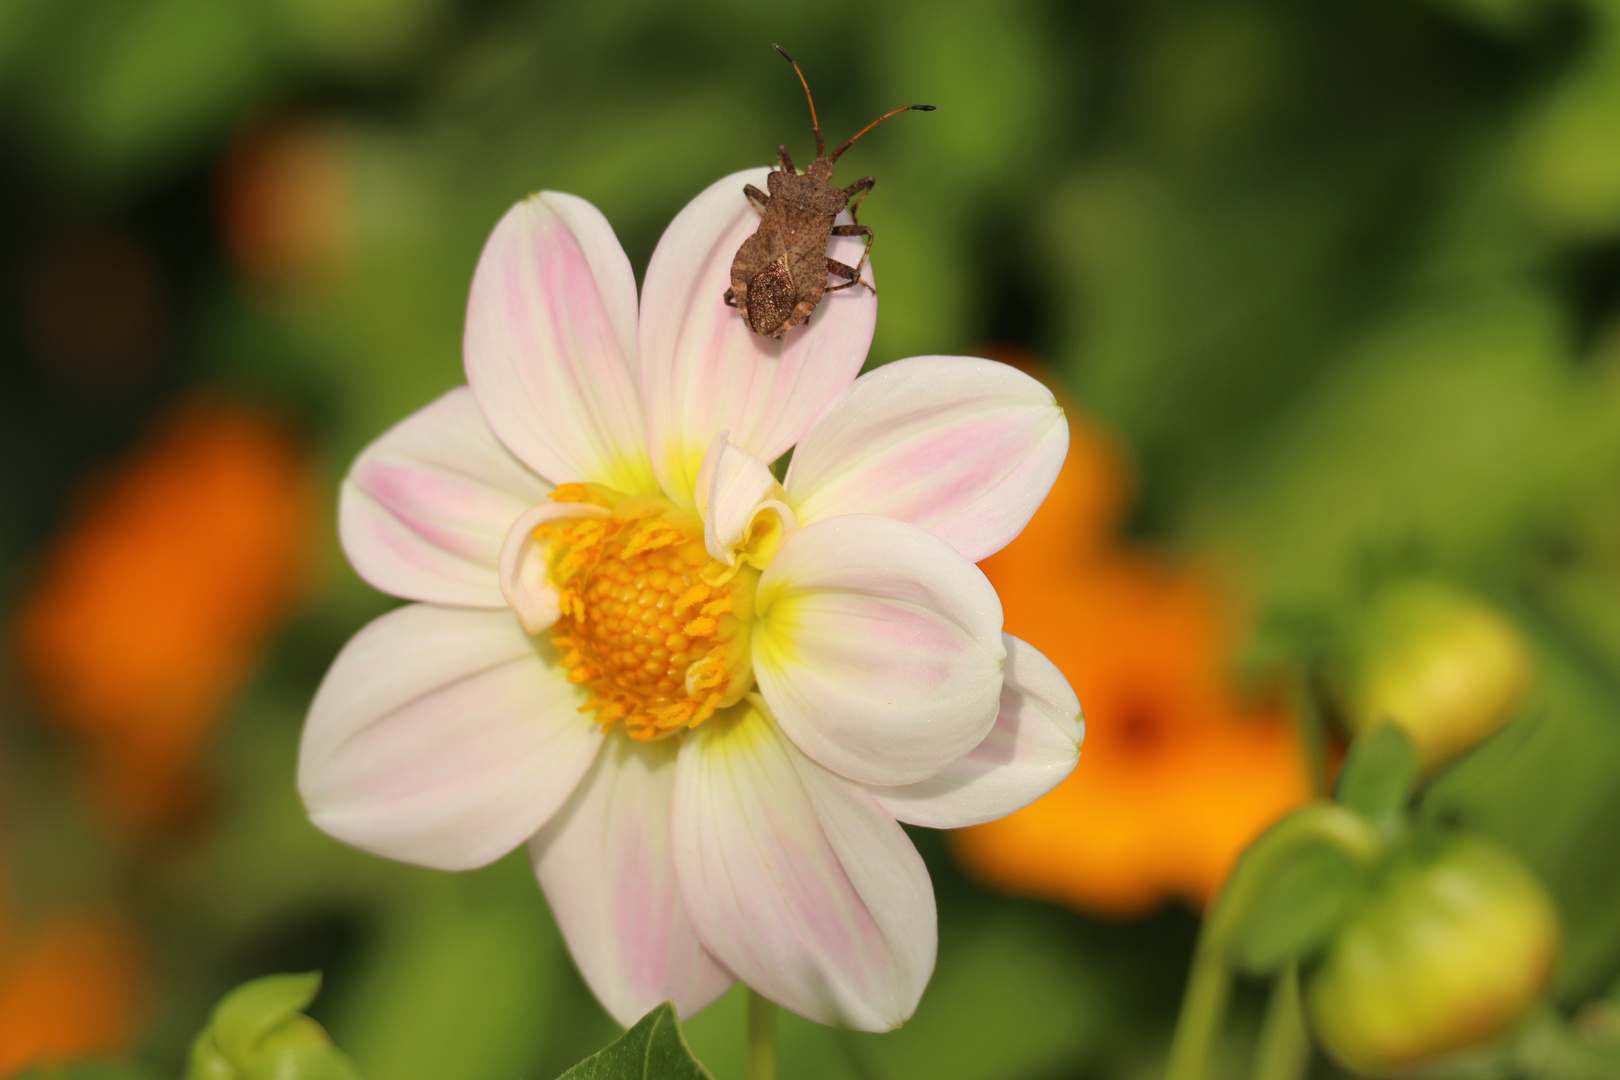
[188,972,360,1080]
[1305,835,1558,1075]
[1345,581,1531,770]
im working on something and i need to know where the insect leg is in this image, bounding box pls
[830,223,876,291]
[743,184,770,217]
[776,144,796,174]
[842,176,875,223]
[823,258,874,295]
[825,259,860,282]
[723,287,738,307]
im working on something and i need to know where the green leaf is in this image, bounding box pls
[1231,842,1368,973]
[1419,710,1543,821]
[554,1003,714,1080]
[1212,804,1383,974]
[1335,724,1419,824]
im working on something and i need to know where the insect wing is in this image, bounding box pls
[747,255,799,336]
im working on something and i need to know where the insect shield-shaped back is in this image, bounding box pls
[723,46,933,338]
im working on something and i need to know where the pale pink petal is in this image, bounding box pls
[532,734,734,1026]
[464,193,657,494]
[689,430,730,520]
[673,699,934,1031]
[752,515,1006,787]
[874,635,1082,829]
[299,604,601,871]
[696,435,796,566]
[639,168,876,502]
[498,501,611,634]
[340,388,550,607]
[784,356,1069,562]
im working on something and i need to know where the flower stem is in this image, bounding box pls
[747,989,777,1080]
[1164,934,1230,1080]
[1296,670,1331,799]
[1253,965,1310,1080]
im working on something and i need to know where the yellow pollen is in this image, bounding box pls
[682,616,717,638]
[549,483,617,508]
[534,499,748,741]
[674,584,711,614]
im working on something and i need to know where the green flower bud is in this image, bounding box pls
[1346,581,1530,770]
[1305,834,1558,1075]
[187,972,361,1080]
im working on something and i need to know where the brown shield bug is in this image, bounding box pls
[723,45,933,338]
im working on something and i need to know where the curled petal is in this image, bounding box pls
[532,734,734,1026]
[785,356,1069,562]
[341,388,550,607]
[695,433,796,569]
[875,635,1082,829]
[753,515,1005,786]
[690,429,729,521]
[299,604,601,870]
[673,699,934,1031]
[498,502,611,634]
[465,193,656,494]
[639,168,876,502]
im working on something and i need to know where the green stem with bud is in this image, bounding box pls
[1165,805,1384,1080]
[747,989,777,1080]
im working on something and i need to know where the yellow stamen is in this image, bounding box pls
[532,495,753,740]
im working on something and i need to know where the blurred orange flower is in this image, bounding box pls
[16,397,318,832]
[953,379,1311,916]
[0,906,143,1077]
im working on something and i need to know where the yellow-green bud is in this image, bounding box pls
[1305,835,1558,1076]
[1346,581,1530,770]
[188,972,360,1080]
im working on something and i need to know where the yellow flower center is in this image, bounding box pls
[538,484,754,741]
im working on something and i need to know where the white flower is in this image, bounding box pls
[299,169,1082,1032]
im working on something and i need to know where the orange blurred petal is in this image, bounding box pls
[959,393,1310,917]
[0,912,144,1076]
[16,397,318,831]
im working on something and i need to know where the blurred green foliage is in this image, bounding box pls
[7,0,1620,1078]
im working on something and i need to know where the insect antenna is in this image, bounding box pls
[773,44,825,159]
[829,104,936,162]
